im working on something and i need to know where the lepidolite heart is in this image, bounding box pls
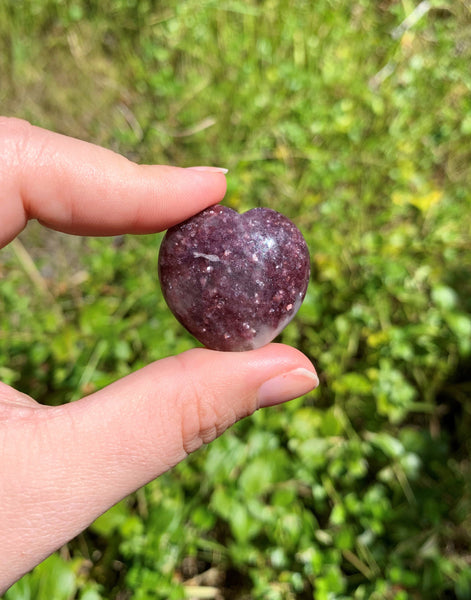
[158,205,310,352]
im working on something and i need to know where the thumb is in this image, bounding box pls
[71,344,319,480]
[1,344,318,588]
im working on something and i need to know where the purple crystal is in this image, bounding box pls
[158,205,310,352]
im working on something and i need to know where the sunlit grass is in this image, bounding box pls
[1,1,471,598]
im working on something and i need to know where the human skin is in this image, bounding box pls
[0,117,318,593]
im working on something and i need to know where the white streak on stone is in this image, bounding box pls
[193,252,221,262]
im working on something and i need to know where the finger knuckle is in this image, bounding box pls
[173,353,237,456]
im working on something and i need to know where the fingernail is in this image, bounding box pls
[258,368,319,408]
[187,166,229,174]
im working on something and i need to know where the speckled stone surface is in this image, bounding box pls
[158,205,310,352]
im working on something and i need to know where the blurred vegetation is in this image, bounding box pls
[1,0,471,598]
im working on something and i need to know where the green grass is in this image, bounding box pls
[1,1,471,598]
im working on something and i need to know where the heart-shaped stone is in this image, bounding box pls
[158,205,310,351]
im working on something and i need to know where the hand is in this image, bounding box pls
[0,117,319,593]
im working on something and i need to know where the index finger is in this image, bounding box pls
[0,117,227,247]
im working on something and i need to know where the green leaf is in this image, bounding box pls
[432,285,458,310]
[6,554,77,600]
[90,500,130,537]
[366,432,405,459]
[238,451,288,496]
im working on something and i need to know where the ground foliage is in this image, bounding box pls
[1,1,471,598]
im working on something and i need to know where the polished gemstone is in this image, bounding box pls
[158,205,310,351]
